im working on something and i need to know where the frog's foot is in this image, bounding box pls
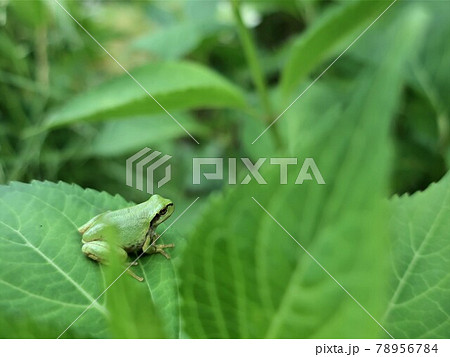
[145,243,175,259]
[86,253,102,262]
[156,244,175,259]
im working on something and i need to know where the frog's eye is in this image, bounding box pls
[160,207,168,215]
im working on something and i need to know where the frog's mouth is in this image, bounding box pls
[150,203,174,228]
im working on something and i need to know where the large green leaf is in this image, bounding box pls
[133,20,225,60]
[384,172,450,338]
[279,0,392,97]
[0,181,181,338]
[90,114,207,157]
[344,2,447,186]
[178,8,426,338]
[45,61,244,128]
[349,1,449,116]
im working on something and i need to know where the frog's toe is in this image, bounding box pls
[157,249,171,259]
[155,244,174,259]
[86,253,102,262]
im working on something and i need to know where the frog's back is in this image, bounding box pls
[103,205,140,221]
[102,207,149,250]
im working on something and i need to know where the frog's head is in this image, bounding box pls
[147,194,175,228]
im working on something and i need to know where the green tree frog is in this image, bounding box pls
[78,194,175,282]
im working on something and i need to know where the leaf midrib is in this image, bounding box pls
[0,220,106,315]
[0,191,107,315]
[0,278,88,309]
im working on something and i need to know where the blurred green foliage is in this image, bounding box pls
[0,0,449,339]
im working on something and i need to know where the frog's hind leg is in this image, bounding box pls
[82,240,121,263]
[81,241,143,282]
[78,212,108,234]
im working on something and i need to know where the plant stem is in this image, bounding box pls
[231,1,273,122]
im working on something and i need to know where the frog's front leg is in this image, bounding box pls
[82,241,143,282]
[142,232,175,259]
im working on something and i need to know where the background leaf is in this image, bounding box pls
[178,4,426,339]
[45,61,245,128]
[384,172,450,338]
[0,181,181,338]
[89,113,207,157]
[133,20,225,60]
[279,0,391,97]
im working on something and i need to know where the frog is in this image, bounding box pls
[78,194,175,282]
